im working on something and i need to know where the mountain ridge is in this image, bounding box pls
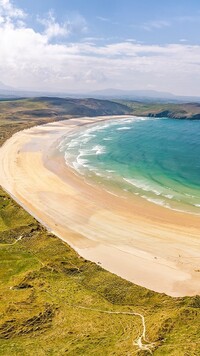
[1,83,200,103]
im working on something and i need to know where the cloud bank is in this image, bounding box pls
[1,0,200,95]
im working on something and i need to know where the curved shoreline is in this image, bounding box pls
[0,116,200,296]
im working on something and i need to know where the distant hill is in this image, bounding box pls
[0,97,132,123]
[0,81,22,99]
[29,97,132,117]
[118,100,200,120]
[1,96,200,121]
[89,88,176,99]
[87,88,200,103]
[1,83,200,103]
[0,81,13,91]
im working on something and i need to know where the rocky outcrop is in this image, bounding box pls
[147,110,200,120]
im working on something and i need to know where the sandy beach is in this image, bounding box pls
[0,115,200,297]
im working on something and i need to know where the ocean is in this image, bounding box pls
[58,117,200,215]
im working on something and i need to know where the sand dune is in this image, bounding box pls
[0,116,200,296]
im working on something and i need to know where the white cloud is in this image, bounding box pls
[141,20,171,31]
[0,0,25,24]
[1,1,200,95]
[38,11,88,40]
[82,37,106,43]
[39,11,70,40]
[83,69,108,84]
[97,16,110,22]
[69,13,88,34]
[96,16,118,26]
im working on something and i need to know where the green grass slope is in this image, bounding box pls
[0,98,200,355]
[117,100,200,119]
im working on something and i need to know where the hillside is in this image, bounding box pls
[118,100,200,120]
[1,97,200,125]
[0,97,131,144]
[0,97,200,355]
[0,97,131,121]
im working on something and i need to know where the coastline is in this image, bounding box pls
[0,116,200,296]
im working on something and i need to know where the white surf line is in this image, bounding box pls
[71,305,156,354]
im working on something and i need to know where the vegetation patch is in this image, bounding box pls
[0,304,55,339]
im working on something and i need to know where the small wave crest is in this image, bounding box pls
[116,126,131,131]
[57,116,200,216]
[91,145,107,155]
[123,177,164,196]
[141,195,168,207]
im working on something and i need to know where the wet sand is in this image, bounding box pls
[0,116,200,297]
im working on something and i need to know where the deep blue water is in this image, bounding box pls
[58,117,200,214]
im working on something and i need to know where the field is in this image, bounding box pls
[0,98,200,355]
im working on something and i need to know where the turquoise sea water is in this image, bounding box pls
[58,117,200,214]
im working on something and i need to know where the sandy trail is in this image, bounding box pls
[0,116,200,296]
[71,305,155,354]
[0,235,23,246]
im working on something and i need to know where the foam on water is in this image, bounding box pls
[123,177,164,196]
[58,116,200,215]
[91,145,107,155]
[116,126,131,130]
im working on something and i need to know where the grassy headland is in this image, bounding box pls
[0,98,200,355]
[117,100,200,120]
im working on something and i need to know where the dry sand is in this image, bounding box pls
[0,116,200,297]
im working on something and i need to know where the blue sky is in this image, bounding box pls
[14,0,200,44]
[1,0,200,95]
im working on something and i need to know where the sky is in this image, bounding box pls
[1,0,200,95]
